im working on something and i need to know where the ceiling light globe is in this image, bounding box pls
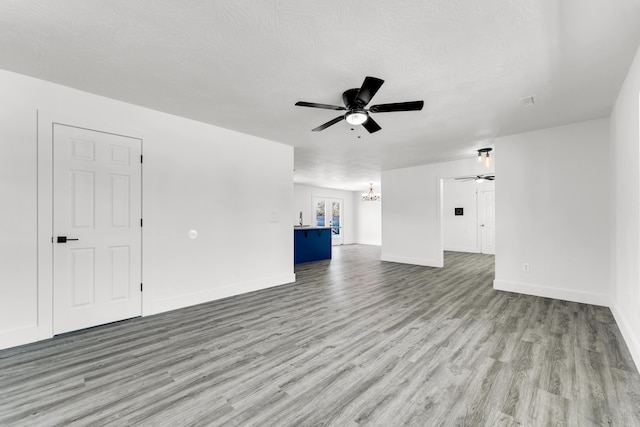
[345,110,368,125]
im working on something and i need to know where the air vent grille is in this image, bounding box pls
[519,95,537,107]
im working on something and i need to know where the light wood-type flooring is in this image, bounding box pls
[1,245,639,426]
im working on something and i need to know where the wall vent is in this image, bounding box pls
[519,95,537,107]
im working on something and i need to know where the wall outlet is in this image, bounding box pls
[523,263,530,272]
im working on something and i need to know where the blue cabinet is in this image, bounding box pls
[294,228,332,264]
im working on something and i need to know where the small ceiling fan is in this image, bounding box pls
[295,76,424,133]
[455,175,495,183]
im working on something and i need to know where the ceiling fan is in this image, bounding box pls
[295,76,424,133]
[455,175,495,183]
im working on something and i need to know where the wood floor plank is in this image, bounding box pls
[574,347,620,425]
[610,367,640,425]
[1,245,638,426]
[455,357,508,426]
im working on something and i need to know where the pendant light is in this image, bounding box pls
[477,148,493,168]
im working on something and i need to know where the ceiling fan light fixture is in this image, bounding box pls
[345,110,368,126]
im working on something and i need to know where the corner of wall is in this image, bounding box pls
[610,303,640,371]
[608,41,640,372]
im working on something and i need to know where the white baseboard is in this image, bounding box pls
[610,303,640,371]
[150,273,297,315]
[0,325,40,351]
[493,279,611,307]
[443,247,480,253]
[380,255,443,268]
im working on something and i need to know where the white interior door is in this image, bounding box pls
[479,190,496,254]
[53,124,142,335]
[313,197,344,245]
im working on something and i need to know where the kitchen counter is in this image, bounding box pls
[294,226,330,229]
[294,226,332,264]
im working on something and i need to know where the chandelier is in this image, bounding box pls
[362,183,381,201]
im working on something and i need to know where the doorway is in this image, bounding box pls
[442,178,495,255]
[52,124,142,334]
[312,197,344,245]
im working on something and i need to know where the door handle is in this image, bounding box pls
[57,236,79,243]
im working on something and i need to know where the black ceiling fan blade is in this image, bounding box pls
[455,175,496,182]
[369,100,424,113]
[295,101,346,111]
[355,76,384,106]
[311,115,345,132]
[362,116,382,133]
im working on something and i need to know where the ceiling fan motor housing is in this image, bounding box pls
[342,88,361,109]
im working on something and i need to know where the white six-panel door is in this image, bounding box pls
[53,124,142,335]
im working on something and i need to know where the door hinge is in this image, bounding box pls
[140,218,143,227]
[140,283,143,292]
[140,154,143,163]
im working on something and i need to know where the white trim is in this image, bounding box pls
[493,279,611,307]
[381,255,444,268]
[437,177,444,260]
[150,273,296,314]
[443,247,481,253]
[0,326,40,351]
[610,304,640,372]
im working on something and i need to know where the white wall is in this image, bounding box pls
[443,179,478,252]
[0,76,38,348]
[610,44,640,368]
[494,119,611,306]
[442,179,492,253]
[381,157,495,266]
[443,179,496,252]
[293,184,356,244]
[354,192,382,246]
[0,69,294,350]
[382,164,442,266]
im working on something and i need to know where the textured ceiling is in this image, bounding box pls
[1,0,639,191]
